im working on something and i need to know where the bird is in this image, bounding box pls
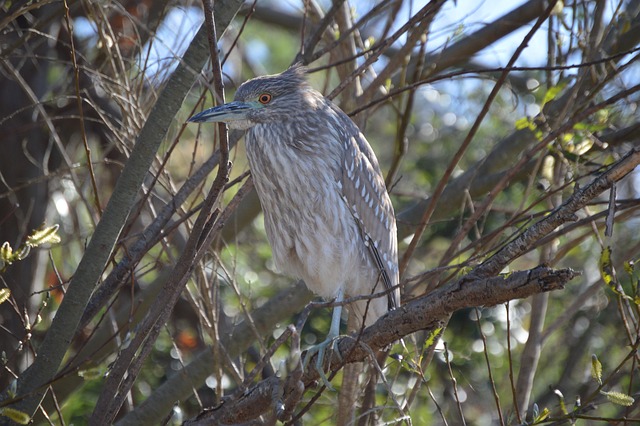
[189,64,399,384]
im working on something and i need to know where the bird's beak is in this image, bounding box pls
[188,101,259,123]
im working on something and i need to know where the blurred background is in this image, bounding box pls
[1,0,639,424]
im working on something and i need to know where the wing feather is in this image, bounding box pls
[338,120,400,311]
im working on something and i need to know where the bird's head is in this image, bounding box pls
[188,64,313,130]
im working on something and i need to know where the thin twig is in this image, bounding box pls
[88,4,233,421]
[506,302,522,423]
[326,1,444,100]
[475,308,505,425]
[182,266,576,424]
[348,47,640,117]
[401,0,560,276]
[63,0,102,216]
[444,342,466,426]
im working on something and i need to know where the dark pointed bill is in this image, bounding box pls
[188,101,255,123]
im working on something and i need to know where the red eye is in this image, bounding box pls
[258,93,272,104]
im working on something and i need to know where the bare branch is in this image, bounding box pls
[2,3,243,419]
[88,2,242,416]
[185,266,577,424]
[475,147,640,278]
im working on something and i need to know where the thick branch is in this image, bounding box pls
[185,266,577,425]
[80,132,243,329]
[1,12,231,423]
[183,147,640,424]
[88,2,238,423]
[416,0,549,77]
[129,146,640,424]
[474,147,640,277]
[116,282,313,426]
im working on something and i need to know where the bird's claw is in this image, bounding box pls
[303,336,342,391]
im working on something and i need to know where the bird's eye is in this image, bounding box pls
[258,93,272,104]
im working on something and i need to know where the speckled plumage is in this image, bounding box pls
[191,64,399,327]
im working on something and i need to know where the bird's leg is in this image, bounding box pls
[326,292,343,342]
[303,287,344,390]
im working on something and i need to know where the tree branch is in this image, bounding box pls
[185,266,577,425]
[0,0,246,423]
[123,149,640,424]
[79,132,243,330]
[115,282,313,426]
[0,2,243,419]
[474,147,640,277]
[88,2,238,422]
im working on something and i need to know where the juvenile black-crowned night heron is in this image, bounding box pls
[189,64,399,381]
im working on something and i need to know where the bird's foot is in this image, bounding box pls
[303,336,342,391]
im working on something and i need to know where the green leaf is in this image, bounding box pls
[600,390,634,406]
[364,36,375,49]
[573,121,608,133]
[0,289,9,305]
[78,367,103,380]
[599,246,614,286]
[26,224,61,247]
[515,117,534,130]
[533,406,550,423]
[554,389,568,415]
[0,242,12,264]
[542,81,568,107]
[14,245,30,261]
[384,78,392,92]
[591,354,602,385]
[595,108,609,124]
[624,260,635,276]
[423,327,442,350]
[598,248,636,302]
[0,407,31,425]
